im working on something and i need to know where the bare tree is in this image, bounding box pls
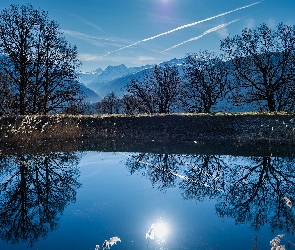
[221,23,295,112]
[121,94,147,115]
[0,72,14,115]
[63,93,90,115]
[0,4,83,115]
[126,64,182,114]
[95,92,121,114]
[182,51,230,113]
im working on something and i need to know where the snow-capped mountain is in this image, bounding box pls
[79,58,185,98]
[79,68,103,86]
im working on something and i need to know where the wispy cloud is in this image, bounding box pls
[62,29,129,48]
[108,1,263,54]
[82,20,104,32]
[161,19,240,53]
[78,53,104,61]
[63,11,104,32]
[78,52,158,65]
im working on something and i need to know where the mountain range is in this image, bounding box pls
[79,57,256,112]
[79,58,185,102]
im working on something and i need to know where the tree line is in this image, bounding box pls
[1,4,295,116]
[96,23,295,114]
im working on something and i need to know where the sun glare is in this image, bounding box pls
[146,221,170,242]
[154,222,169,239]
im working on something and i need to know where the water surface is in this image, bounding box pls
[0,149,294,250]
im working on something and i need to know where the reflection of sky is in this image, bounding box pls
[0,152,282,250]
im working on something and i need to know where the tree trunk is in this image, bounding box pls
[266,94,276,112]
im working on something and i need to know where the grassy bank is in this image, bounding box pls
[0,112,295,154]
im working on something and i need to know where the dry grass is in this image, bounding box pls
[0,114,82,141]
[0,112,295,148]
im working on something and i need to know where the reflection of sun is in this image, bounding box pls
[146,221,169,241]
[155,222,169,239]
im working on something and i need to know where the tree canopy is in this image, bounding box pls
[183,51,230,113]
[221,23,295,112]
[126,64,182,114]
[0,4,83,115]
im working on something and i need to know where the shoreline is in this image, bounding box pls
[0,113,294,156]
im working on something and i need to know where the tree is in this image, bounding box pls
[0,4,83,115]
[95,92,121,114]
[220,23,295,112]
[121,94,147,115]
[126,64,182,114]
[183,51,230,113]
[0,71,14,115]
[63,94,91,115]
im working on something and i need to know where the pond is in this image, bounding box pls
[0,145,295,250]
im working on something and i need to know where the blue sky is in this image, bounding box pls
[0,0,295,72]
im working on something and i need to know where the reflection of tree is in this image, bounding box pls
[125,153,227,198]
[0,152,81,247]
[179,155,227,201]
[125,153,295,233]
[216,156,295,232]
[125,153,180,191]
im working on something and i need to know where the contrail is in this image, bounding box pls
[161,18,240,53]
[107,1,263,54]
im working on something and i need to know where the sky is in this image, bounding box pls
[0,0,295,72]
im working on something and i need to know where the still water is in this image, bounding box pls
[0,148,295,249]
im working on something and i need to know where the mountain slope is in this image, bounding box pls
[79,84,101,103]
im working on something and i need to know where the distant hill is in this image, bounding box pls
[78,83,101,103]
